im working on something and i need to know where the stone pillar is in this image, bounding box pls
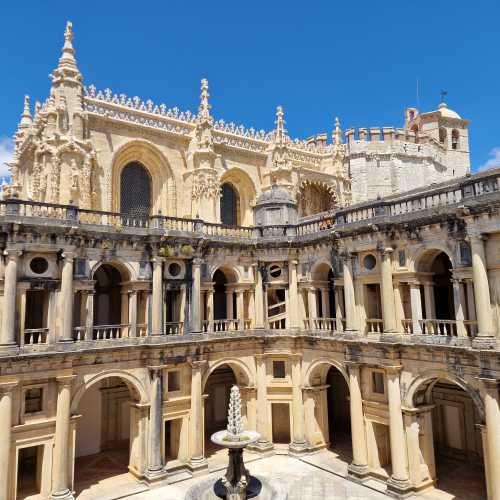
[409,282,423,334]
[248,290,255,328]
[151,257,164,335]
[289,354,307,454]
[385,366,412,495]
[191,259,203,333]
[394,283,405,332]
[320,288,330,318]
[254,354,273,451]
[423,283,436,319]
[346,362,369,479]
[334,286,344,331]
[380,248,397,333]
[145,367,167,482]
[18,285,27,346]
[206,289,214,331]
[466,280,477,321]
[84,291,94,340]
[253,264,265,329]
[188,360,208,473]
[480,378,500,500]
[226,290,234,320]
[51,375,75,500]
[236,289,245,329]
[470,234,494,338]
[0,381,17,500]
[288,260,300,329]
[58,253,74,342]
[0,252,19,346]
[342,254,357,331]
[452,279,467,336]
[129,290,138,337]
[120,291,129,325]
[307,288,318,321]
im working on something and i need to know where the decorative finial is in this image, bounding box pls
[198,78,212,122]
[439,89,448,106]
[275,106,286,143]
[65,21,73,43]
[226,385,244,440]
[19,95,33,128]
[333,116,342,146]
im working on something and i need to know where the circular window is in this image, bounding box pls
[168,262,181,277]
[269,265,282,278]
[30,257,49,275]
[363,254,377,270]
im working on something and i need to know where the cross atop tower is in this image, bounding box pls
[440,89,448,104]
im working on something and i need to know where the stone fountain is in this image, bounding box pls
[210,385,261,499]
[185,385,286,500]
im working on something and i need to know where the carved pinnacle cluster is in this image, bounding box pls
[226,385,244,439]
[198,78,212,123]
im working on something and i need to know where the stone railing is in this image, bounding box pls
[366,318,383,334]
[23,328,49,345]
[165,322,183,335]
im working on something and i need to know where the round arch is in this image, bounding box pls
[219,168,257,226]
[412,245,455,273]
[90,259,134,282]
[304,357,349,387]
[210,265,241,283]
[202,358,254,391]
[111,139,176,216]
[404,370,484,422]
[311,261,334,281]
[71,369,149,413]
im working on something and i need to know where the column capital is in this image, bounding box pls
[289,353,303,360]
[192,257,204,267]
[148,365,166,376]
[188,359,207,370]
[382,364,402,375]
[401,404,435,415]
[0,380,18,395]
[56,374,76,387]
[345,360,362,370]
[381,246,394,256]
[289,259,298,266]
[3,249,22,261]
[466,230,487,242]
[151,256,165,264]
[479,377,500,389]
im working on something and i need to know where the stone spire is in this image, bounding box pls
[51,21,82,88]
[274,106,286,144]
[333,116,342,146]
[19,95,33,129]
[198,78,212,123]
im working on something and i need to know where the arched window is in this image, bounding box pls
[439,127,447,145]
[451,129,460,150]
[220,183,240,226]
[120,162,151,218]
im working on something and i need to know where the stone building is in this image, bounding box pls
[0,21,498,500]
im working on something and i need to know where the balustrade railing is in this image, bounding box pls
[93,324,130,340]
[464,320,478,337]
[137,323,148,336]
[366,318,383,333]
[24,328,49,345]
[304,317,337,331]
[419,319,457,336]
[401,319,413,334]
[165,322,183,335]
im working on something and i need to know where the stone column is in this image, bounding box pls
[253,264,265,329]
[289,354,307,454]
[120,291,129,325]
[151,257,164,335]
[254,354,273,451]
[236,289,245,329]
[145,367,167,482]
[386,366,412,495]
[394,283,405,332]
[470,234,494,338]
[51,375,75,500]
[18,285,27,346]
[380,248,397,333]
[59,253,74,342]
[423,283,436,319]
[480,378,500,500]
[0,381,17,500]
[334,286,344,331]
[320,288,330,318]
[225,290,234,320]
[307,288,318,323]
[466,280,477,321]
[0,251,19,346]
[452,279,467,337]
[191,259,202,333]
[206,289,214,331]
[188,360,208,473]
[288,259,300,329]
[248,290,255,328]
[129,290,138,338]
[298,289,308,329]
[342,254,357,331]
[84,291,94,340]
[346,362,369,479]
[409,282,423,334]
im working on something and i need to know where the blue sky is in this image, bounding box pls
[1,1,500,174]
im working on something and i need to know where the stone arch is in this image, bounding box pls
[404,369,484,422]
[219,168,257,226]
[202,357,254,391]
[297,180,337,217]
[311,260,334,281]
[304,357,349,387]
[210,264,241,283]
[71,369,149,413]
[412,245,456,273]
[111,139,176,216]
[90,259,135,282]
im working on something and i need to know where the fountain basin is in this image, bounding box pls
[211,430,260,449]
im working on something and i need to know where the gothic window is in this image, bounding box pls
[220,183,240,226]
[298,182,336,217]
[451,129,460,150]
[439,127,447,145]
[120,162,151,219]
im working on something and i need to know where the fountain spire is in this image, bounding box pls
[227,385,244,440]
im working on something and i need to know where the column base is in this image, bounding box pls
[144,466,168,484]
[288,440,309,456]
[347,462,370,481]
[57,339,74,343]
[50,490,75,500]
[248,439,274,455]
[386,476,413,498]
[472,336,498,349]
[187,456,208,476]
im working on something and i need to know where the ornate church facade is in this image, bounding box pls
[0,21,499,500]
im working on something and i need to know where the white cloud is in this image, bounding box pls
[0,136,13,178]
[478,147,500,172]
